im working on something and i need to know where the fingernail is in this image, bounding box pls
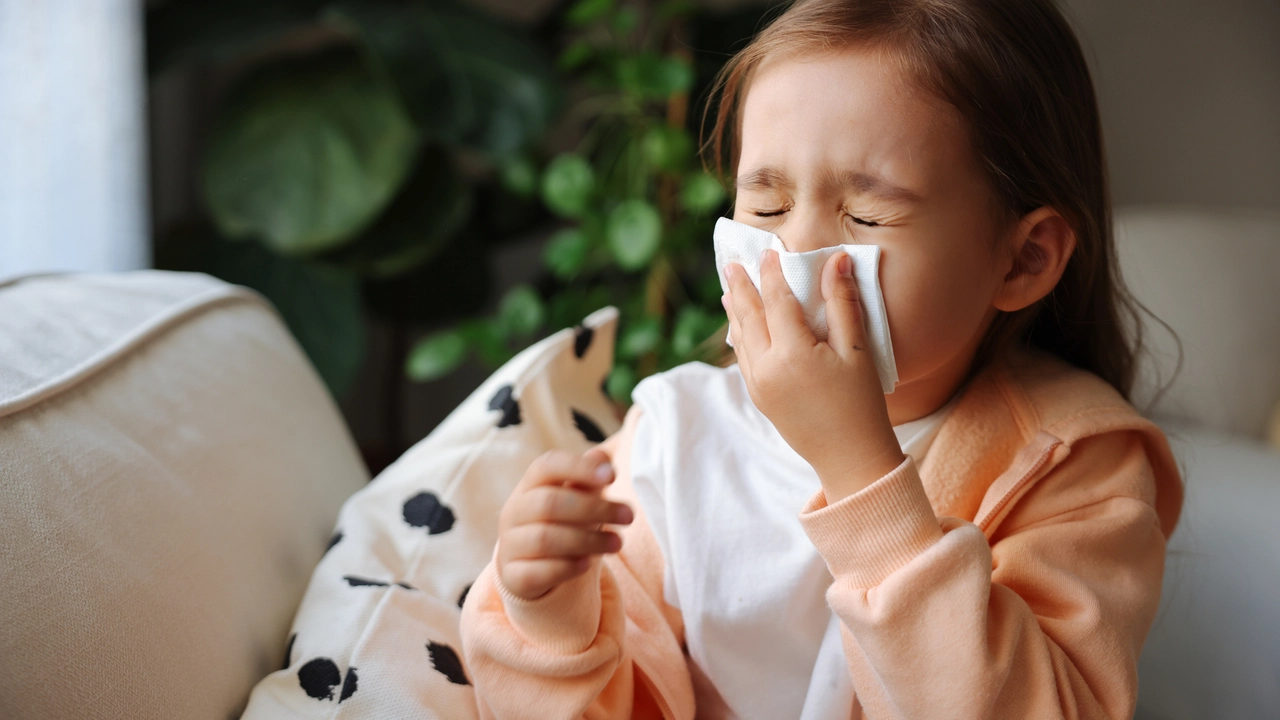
[606,535,622,552]
[838,253,853,277]
[594,461,614,483]
[613,505,634,524]
[720,293,729,310]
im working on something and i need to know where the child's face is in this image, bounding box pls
[732,45,1012,420]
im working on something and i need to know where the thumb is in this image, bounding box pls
[821,251,868,357]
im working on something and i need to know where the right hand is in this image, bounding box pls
[497,448,635,601]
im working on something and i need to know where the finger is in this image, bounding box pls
[500,556,594,601]
[502,522,623,560]
[758,248,815,345]
[506,485,634,528]
[516,448,614,493]
[820,251,868,357]
[720,292,753,380]
[723,262,770,351]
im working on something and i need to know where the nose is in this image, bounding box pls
[775,203,842,253]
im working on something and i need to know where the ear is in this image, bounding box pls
[993,207,1076,313]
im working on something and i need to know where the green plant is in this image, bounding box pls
[149,0,564,396]
[405,0,731,405]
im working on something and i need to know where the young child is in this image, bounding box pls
[460,0,1184,717]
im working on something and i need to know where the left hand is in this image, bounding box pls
[722,249,904,501]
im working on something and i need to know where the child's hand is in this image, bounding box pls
[722,249,905,501]
[496,448,634,601]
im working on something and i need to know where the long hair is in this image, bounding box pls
[700,0,1152,399]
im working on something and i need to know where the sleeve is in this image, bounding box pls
[458,405,694,720]
[797,429,1175,720]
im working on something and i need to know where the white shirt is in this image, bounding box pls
[629,362,954,720]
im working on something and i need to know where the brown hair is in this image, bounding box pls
[700,0,1150,399]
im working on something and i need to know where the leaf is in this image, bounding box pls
[499,155,539,196]
[618,316,663,358]
[154,222,366,398]
[606,199,662,270]
[680,172,726,215]
[672,305,720,358]
[203,46,419,255]
[543,227,591,279]
[406,330,467,381]
[616,53,693,100]
[641,125,693,173]
[320,143,472,277]
[541,153,595,218]
[496,284,545,338]
[558,39,595,71]
[330,1,563,157]
[566,0,614,26]
[605,364,638,404]
[458,318,514,366]
[612,7,640,34]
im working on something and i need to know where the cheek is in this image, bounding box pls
[878,242,999,382]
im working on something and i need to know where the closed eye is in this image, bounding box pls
[847,214,879,227]
[752,208,788,217]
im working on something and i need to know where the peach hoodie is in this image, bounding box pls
[459,349,1184,719]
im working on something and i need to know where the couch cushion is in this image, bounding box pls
[0,271,368,720]
[240,307,619,719]
[1115,206,1280,438]
[1136,421,1280,720]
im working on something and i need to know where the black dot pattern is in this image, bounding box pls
[457,583,472,609]
[339,667,358,702]
[488,384,521,427]
[573,325,594,358]
[281,632,297,671]
[402,492,455,534]
[298,658,342,700]
[323,530,343,556]
[427,641,470,685]
[572,409,606,443]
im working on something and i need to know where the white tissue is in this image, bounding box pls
[713,217,898,394]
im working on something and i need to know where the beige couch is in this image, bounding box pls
[1,206,1277,719]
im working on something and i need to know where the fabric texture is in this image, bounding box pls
[0,271,368,720]
[240,307,621,719]
[626,363,952,720]
[459,348,1185,719]
[712,217,897,393]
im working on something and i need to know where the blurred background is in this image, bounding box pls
[2,0,1277,473]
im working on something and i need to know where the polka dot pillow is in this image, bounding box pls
[240,306,621,719]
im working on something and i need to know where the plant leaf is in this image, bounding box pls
[616,53,693,100]
[203,46,419,255]
[641,125,693,173]
[541,153,596,218]
[543,227,591,279]
[618,316,663,358]
[405,330,468,381]
[496,284,545,338]
[331,1,563,157]
[320,143,472,277]
[680,172,726,215]
[606,363,638,403]
[566,0,614,26]
[606,199,662,270]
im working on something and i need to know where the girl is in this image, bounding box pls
[460,0,1184,717]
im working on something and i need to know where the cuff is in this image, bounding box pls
[491,552,605,655]
[798,455,944,588]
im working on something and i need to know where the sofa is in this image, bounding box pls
[2,206,1277,719]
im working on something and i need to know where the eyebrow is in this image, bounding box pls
[735,166,924,203]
